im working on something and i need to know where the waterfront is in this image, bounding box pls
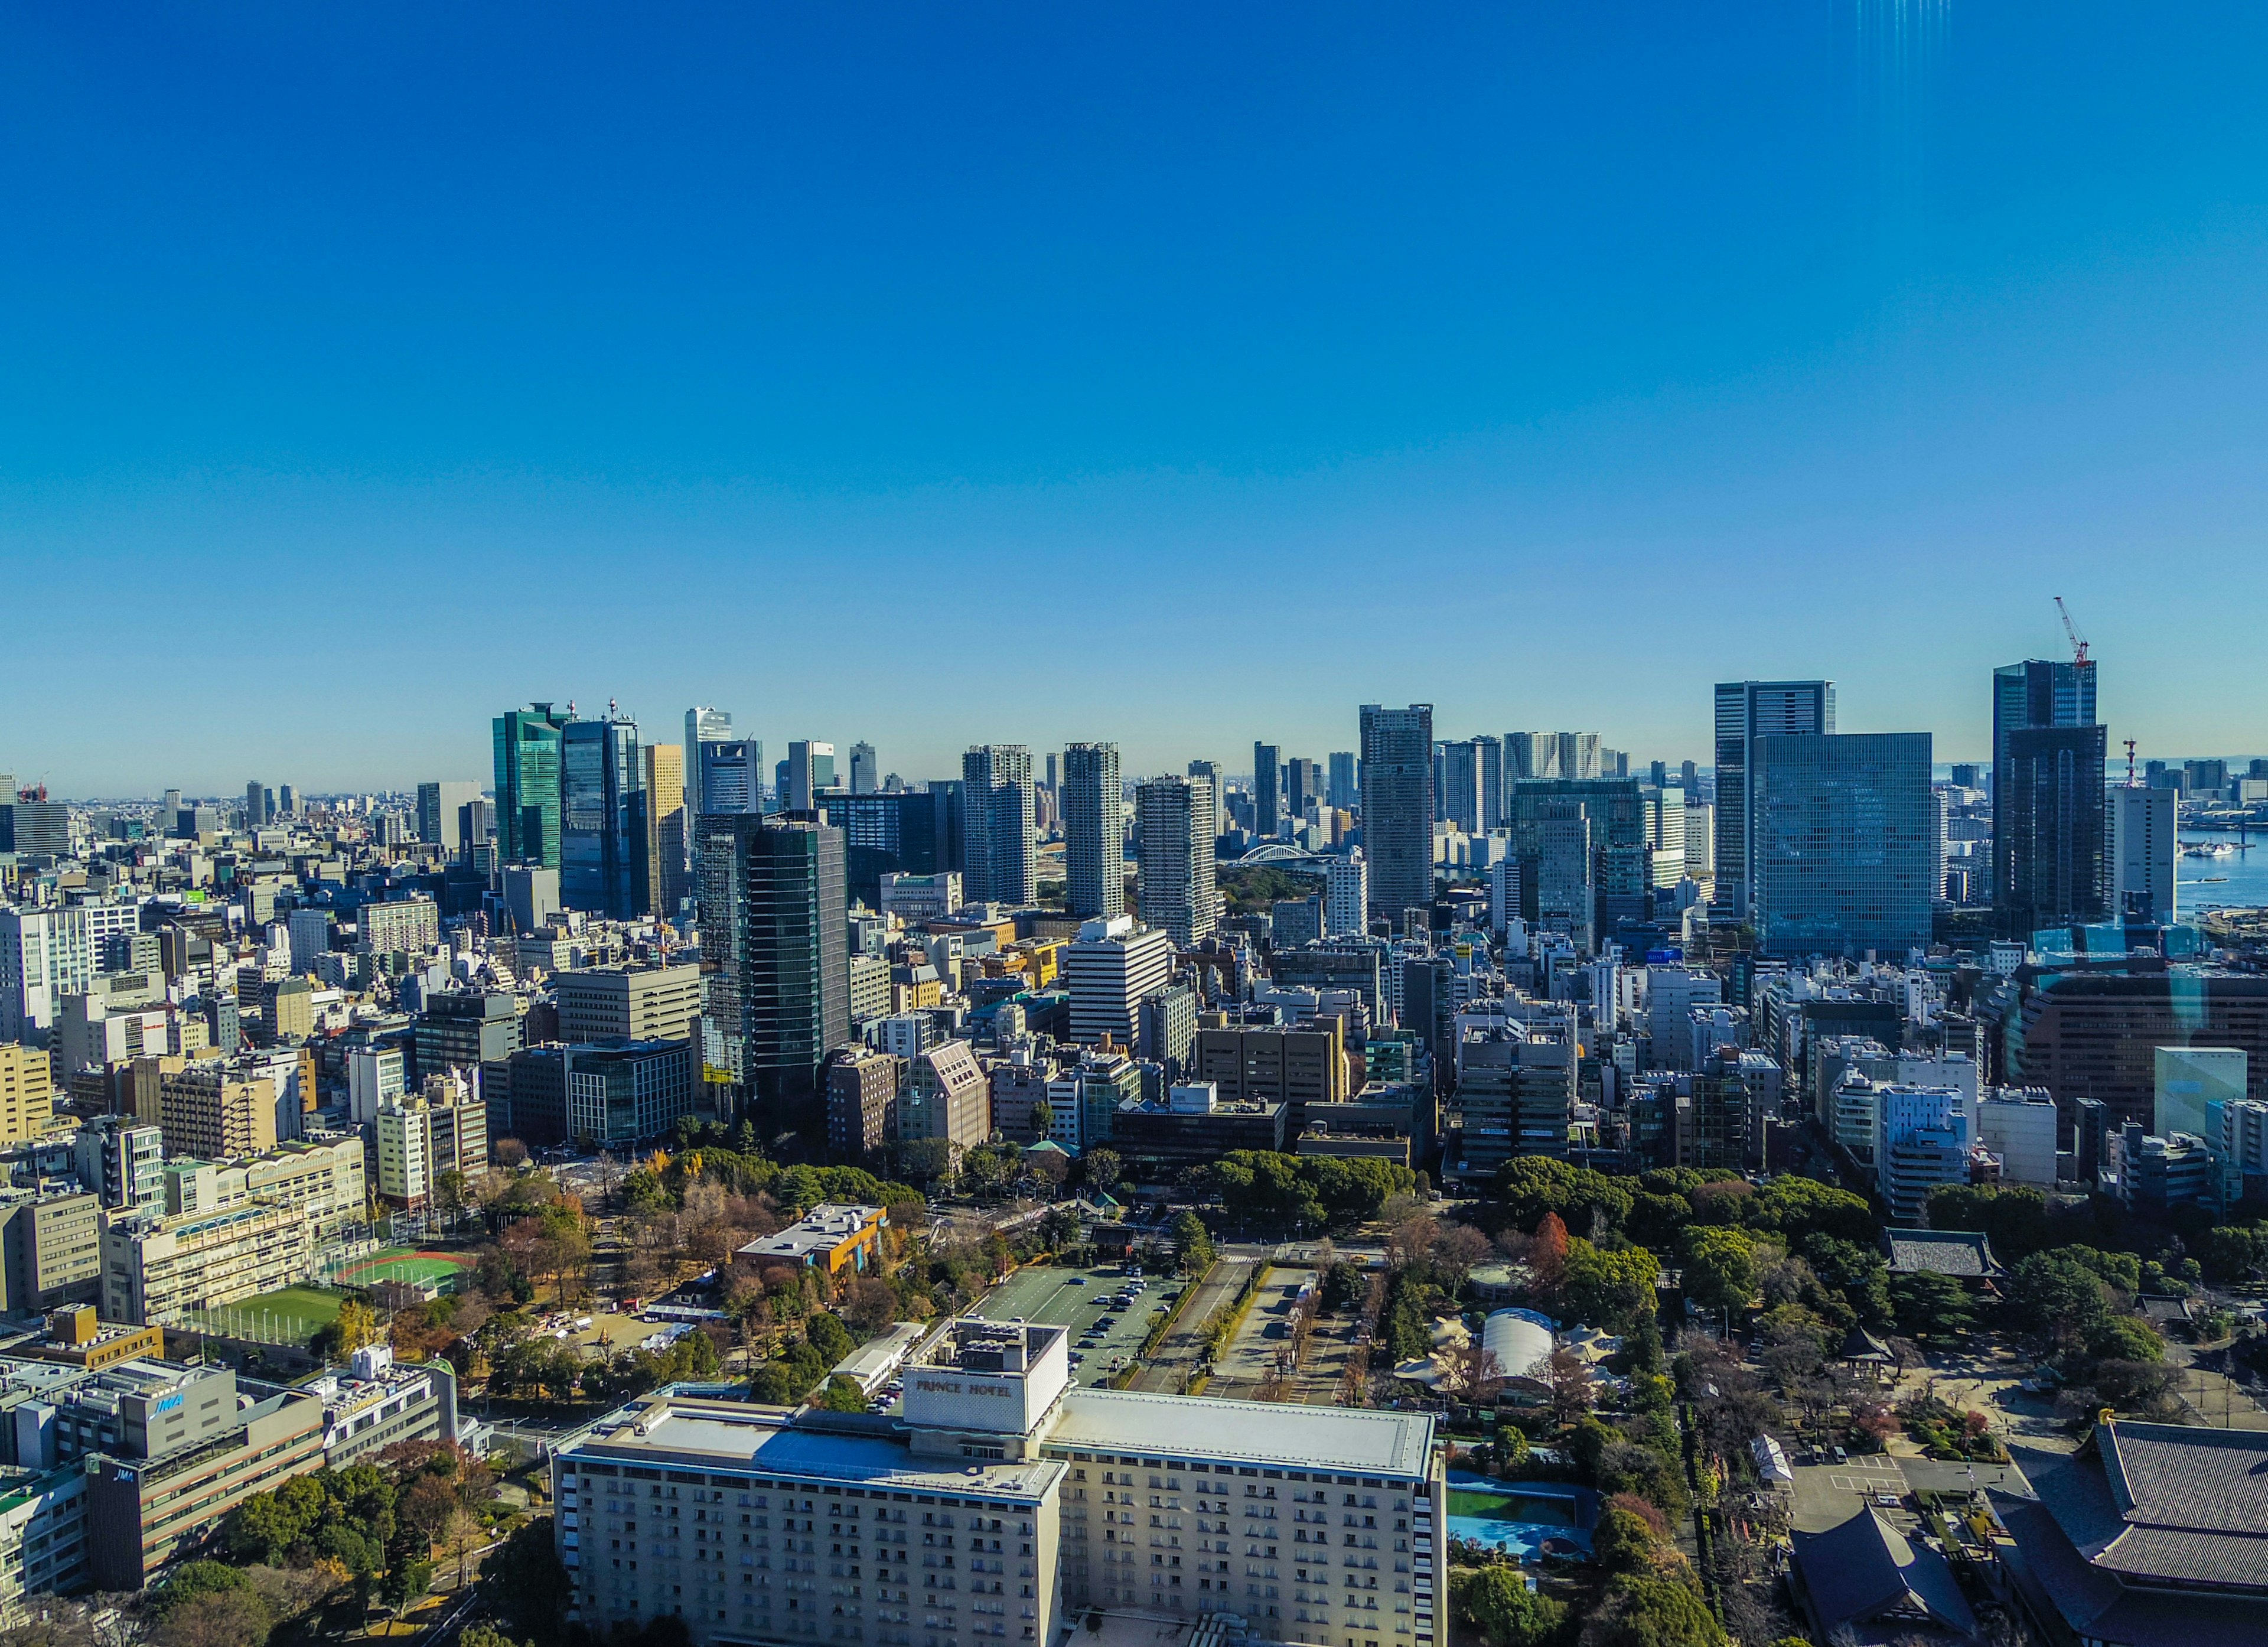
[2179,827,2268,913]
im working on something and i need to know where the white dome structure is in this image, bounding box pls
[1481,1308,1557,1386]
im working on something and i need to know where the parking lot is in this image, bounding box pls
[975,1263,1185,1388]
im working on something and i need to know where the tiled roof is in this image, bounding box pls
[1882,1228,1998,1276]
[1790,1506,1978,1636]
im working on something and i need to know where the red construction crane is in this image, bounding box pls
[2055,595,2090,666]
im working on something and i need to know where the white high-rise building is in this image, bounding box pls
[1646,965,1720,1072]
[0,905,133,1040]
[1062,743,1125,921]
[2111,785,2179,925]
[375,1099,432,1208]
[1326,851,1369,937]
[346,1044,407,1125]
[1064,916,1175,1046]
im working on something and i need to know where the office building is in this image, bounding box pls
[1253,742,1283,838]
[1507,779,1646,949]
[817,790,957,904]
[1530,799,1594,952]
[0,798,69,858]
[556,963,704,1044]
[698,815,850,1138]
[1064,917,1175,1046]
[1191,1024,1348,1135]
[1992,658,2100,926]
[553,1319,1441,1647]
[0,906,122,1041]
[1286,756,1323,822]
[850,742,879,795]
[503,864,562,935]
[562,710,648,918]
[879,871,964,924]
[73,1118,164,1214]
[2000,969,2268,1132]
[826,1049,902,1161]
[686,706,734,815]
[0,1046,54,1145]
[376,1077,487,1209]
[898,1041,990,1151]
[1061,743,1125,921]
[0,1192,103,1315]
[963,746,1037,905]
[1436,739,1483,835]
[1641,784,1686,888]
[1113,1083,1286,1173]
[1712,680,1835,914]
[1749,733,1933,958]
[346,1043,408,1125]
[157,1065,278,1161]
[415,780,482,852]
[2110,784,2179,925]
[2154,1046,2249,1142]
[1976,1088,2058,1187]
[1137,982,1198,1080]
[1328,751,1359,811]
[494,702,571,867]
[1876,1086,1969,1223]
[415,989,523,1081]
[1455,1020,1576,1170]
[697,736,765,817]
[1359,704,1436,922]
[1135,775,1216,948]
[646,742,688,916]
[787,740,838,812]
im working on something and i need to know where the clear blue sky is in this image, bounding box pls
[5,4,2266,796]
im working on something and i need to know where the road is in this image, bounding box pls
[1126,1257,1259,1394]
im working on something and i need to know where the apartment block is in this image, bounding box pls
[0,1047,54,1146]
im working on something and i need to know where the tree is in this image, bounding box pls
[1557,1239,1660,1332]
[1455,1565,1566,1647]
[1679,1227,1757,1315]
[1084,1149,1123,1194]
[1530,1212,1570,1295]
[1028,1100,1054,1142]
[381,1557,433,1622]
[1438,1342,1508,1404]
[1888,1271,1977,1342]
[335,1298,381,1354]
[1592,1505,1669,1576]
[151,1588,275,1647]
[819,1376,871,1412]
[1581,1574,1728,1647]
[1169,1210,1217,1274]
[2003,1249,2114,1349]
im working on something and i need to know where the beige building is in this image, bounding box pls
[157,1064,278,1161]
[1192,1023,1349,1134]
[101,1200,311,1326]
[0,1191,103,1314]
[0,1045,54,1144]
[555,962,703,1043]
[646,743,687,917]
[898,1041,989,1150]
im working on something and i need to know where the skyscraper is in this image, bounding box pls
[644,743,687,917]
[2110,784,2178,925]
[787,741,837,812]
[1253,742,1282,838]
[1713,679,1836,914]
[697,813,849,1141]
[1061,743,1125,920]
[1327,751,1358,811]
[1359,704,1435,922]
[696,738,764,816]
[962,745,1036,904]
[1750,731,1933,958]
[416,781,481,852]
[1136,775,1216,946]
[1993,658,2104,938]
[494,702,569,866]
[1508,779,1647,948]
[684,707,731,822]
[561,709,647,917]
[1474,735,1504,831]
[1532,799,1595,951]
[1285,757,1322,822]
[849,742,878,795]
[1437,739,1484,834]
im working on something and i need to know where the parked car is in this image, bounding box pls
[1832,1446,1849,1465]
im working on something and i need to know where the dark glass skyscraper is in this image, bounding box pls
[1750,731,1934,958]
[561,711,647,917]
[1993,658,2103,938]
[698,813,849,1142]
[1061,742,1124,920]
[493,702,569,867]
[1712,679,1835,914]
[1253,742,1282,838]
[1358,704,1435,923]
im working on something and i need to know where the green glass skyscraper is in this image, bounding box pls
[494,702,569,867]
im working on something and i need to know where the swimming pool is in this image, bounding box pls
[1443,1472,1596,1561]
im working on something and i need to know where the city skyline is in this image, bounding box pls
[6,8,2268,788]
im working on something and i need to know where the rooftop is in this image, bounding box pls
[1791,1505,1977,1641]
[1046,1388,1433,1479]
[1881,1228,1999,1277]
[737,1203,885,1262]
[565,1397,1064,1501]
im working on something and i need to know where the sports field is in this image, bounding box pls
[334,1247,477,1289]
[184,1283,348,1342]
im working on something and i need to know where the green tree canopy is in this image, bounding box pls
[1678,1227,1757,1314]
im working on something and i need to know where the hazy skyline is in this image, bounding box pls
[6,5,2267,793]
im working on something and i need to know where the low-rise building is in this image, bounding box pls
[307,1344,458,1466]
[100,1200,312,1326]
[1111,1083,1286,1175]
[733,1204,887,1277]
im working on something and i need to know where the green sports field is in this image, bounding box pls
[184,1283,348,1342]
[333,1247,477,1289]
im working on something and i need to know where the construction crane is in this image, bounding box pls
[2055,595,2090,666]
